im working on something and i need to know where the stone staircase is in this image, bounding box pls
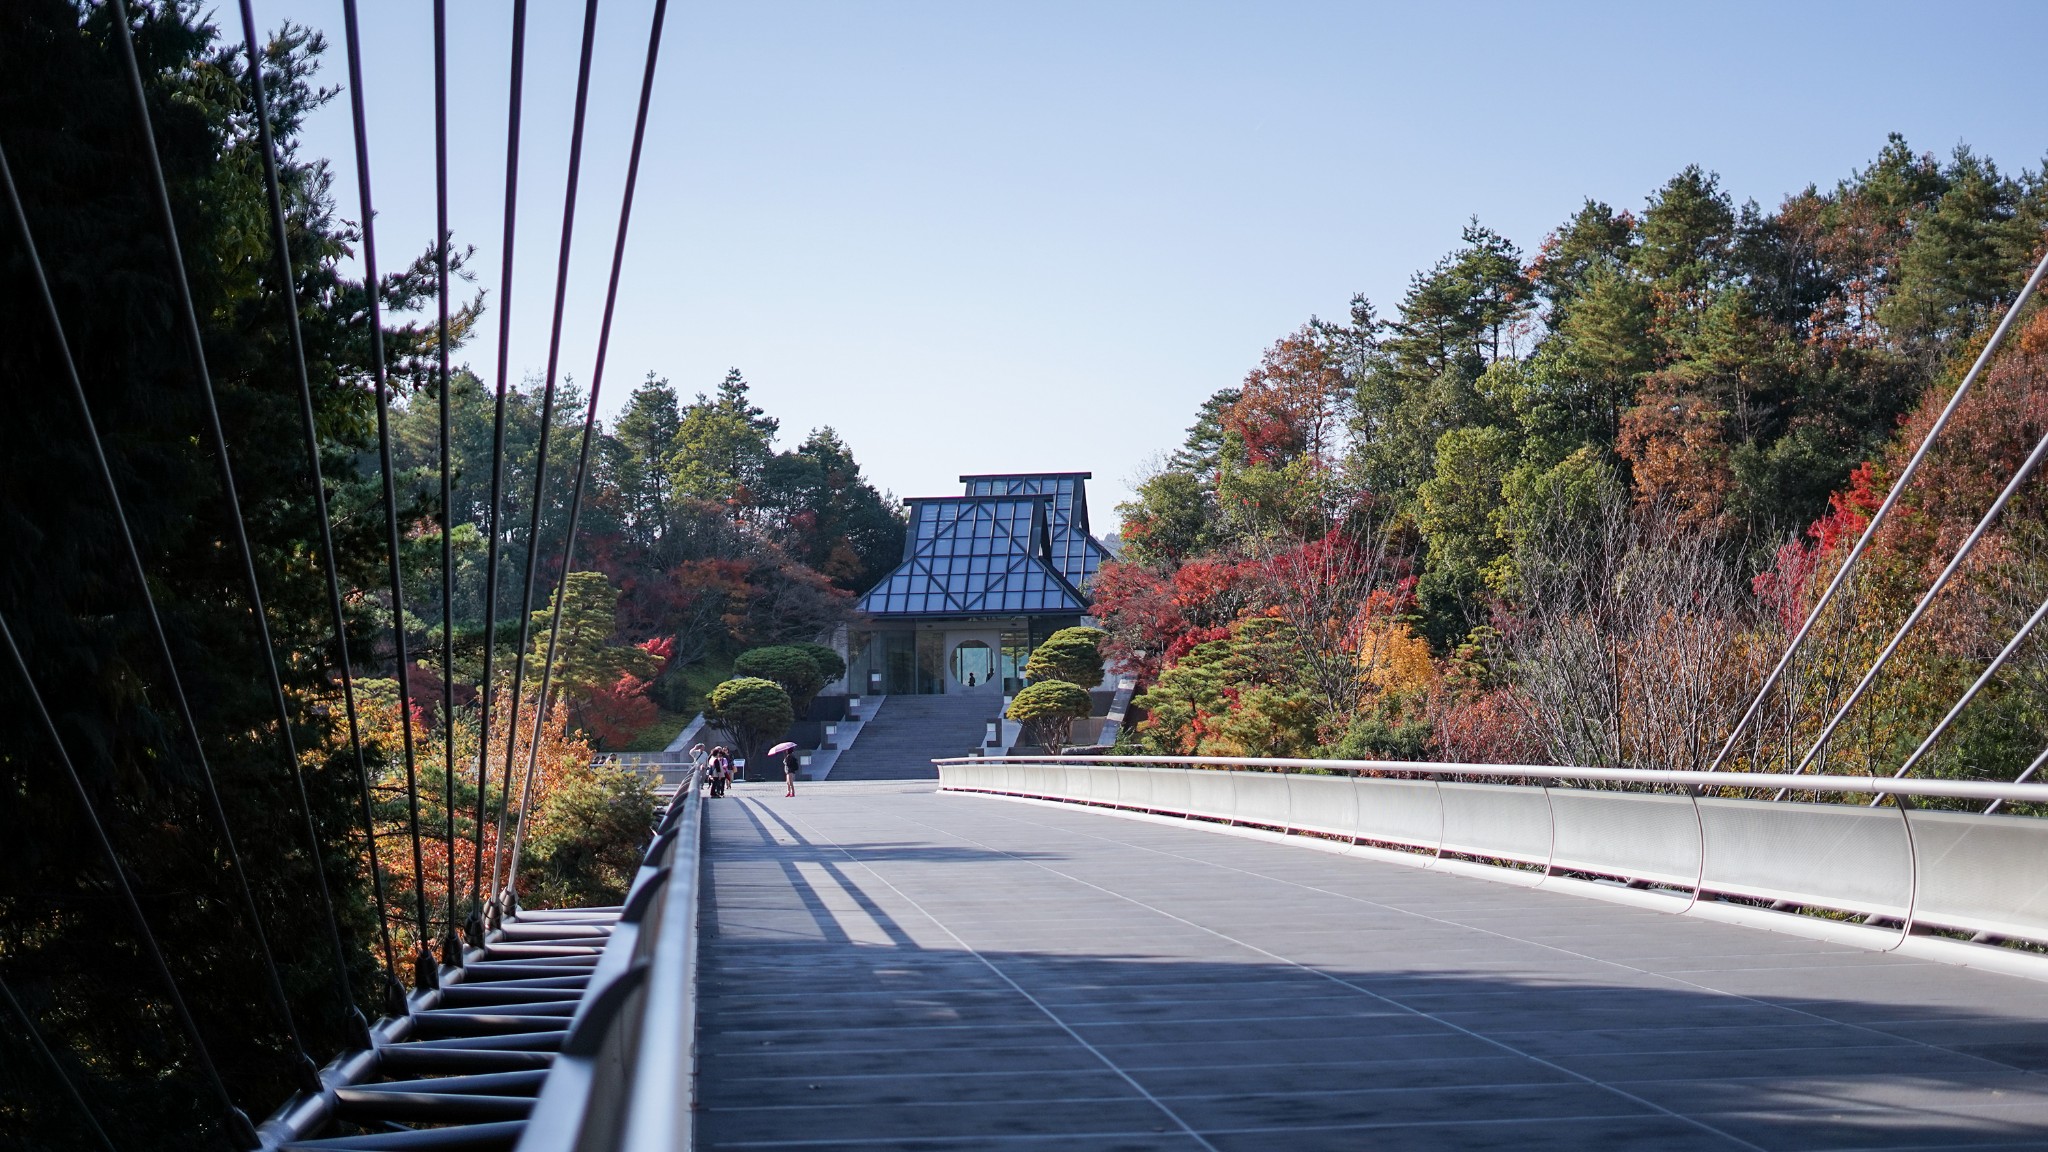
[826,692,1003,781]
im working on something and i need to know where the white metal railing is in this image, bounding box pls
[519,766,702,1151]
[935,755,2048,971]
[595,751,696,793]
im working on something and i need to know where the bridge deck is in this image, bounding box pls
[695,781,2048,1151]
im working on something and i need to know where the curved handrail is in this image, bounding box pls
[518,766,703,1151]
[938,756,2048,971]
[936,753,2048,806]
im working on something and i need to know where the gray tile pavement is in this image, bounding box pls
[694,781,2048,1150]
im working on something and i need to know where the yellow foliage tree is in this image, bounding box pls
[1357,619,1436,695]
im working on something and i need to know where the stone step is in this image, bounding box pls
[827,694,1003,781]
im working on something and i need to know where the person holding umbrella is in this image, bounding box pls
[768,740,800,797]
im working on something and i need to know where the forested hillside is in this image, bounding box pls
[1100,143,2048,781]
[379,364,902,748]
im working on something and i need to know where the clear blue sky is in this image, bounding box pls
[265,0,2048,516]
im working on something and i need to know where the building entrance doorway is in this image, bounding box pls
[950,640,996,690]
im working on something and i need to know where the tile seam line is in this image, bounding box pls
[702,1108,1672,1149]
[704,1008,1416,1035]
[741,798,1225,1152]
[703,1092,1153,1114]
[839,794,1769,1152]
[704,1031,1465,1060]
[960,792,2048,1078]
[703,1074,1634,1113]
[707,1053,1596,1084]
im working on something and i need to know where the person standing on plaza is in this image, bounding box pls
[783,746,799,797]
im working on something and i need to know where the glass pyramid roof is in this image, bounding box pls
[958,472,1112,591]
[856,496,1089,618]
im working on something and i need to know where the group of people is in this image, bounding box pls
[693,744,738,797]
[691,741,804,798]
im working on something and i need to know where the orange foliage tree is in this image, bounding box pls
[354,676,645,960]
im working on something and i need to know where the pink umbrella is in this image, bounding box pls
[767,741,799,757]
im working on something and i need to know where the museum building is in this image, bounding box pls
[846,472,1113,696]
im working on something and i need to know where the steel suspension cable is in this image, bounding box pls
[236,0,403,1018]
[1791,420,2048,782]
[113,0,359,1057]
[0,974,119,1152]
[508,0,670,896]
[338,0,437,988]
[5,47,316,1083]
[469,0,529,942]
[1709,244,2048,774]
[432,0,463,972]
[0,612,258,1150]
[490,0,602,911]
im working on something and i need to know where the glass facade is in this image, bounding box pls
[999,629,1030,694]
[916,631,945,693]
[846,628,952,695]
[847,472,1112,695]
[960,473,1112,591]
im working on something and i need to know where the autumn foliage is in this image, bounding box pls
[1104,142,2048,780]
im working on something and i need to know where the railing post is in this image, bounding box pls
[1345,768,1361,850]
[1887,789,1923,953]
[1680,783,1710,915]
[1429,770,1447,866]
[1537,783,1559,882]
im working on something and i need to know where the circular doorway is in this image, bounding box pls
[950,640,995,688]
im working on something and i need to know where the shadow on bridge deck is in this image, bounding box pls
[695,780,2048,1151]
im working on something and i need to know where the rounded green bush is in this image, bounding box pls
[734,645,825,713]
[707,676,794,772]
[1023,626,1106,688]
[1006,680,1092,752]
[793,641,847,687]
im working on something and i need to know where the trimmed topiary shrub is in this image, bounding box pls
[733,645,826,714]
[794,642,847,689]
[1006,680,1092,753]
[1023,626,1107,688]
[707,676,794,776]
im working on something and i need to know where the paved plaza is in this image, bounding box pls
[695,780,2048,1151]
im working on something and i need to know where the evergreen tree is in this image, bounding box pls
[528,571,662,701]
[1880,147,2047,367]
[670,368,779,514]
[1632,165,1735,296]
[612,372,682,548]
[1530,199,1635,321]
[1168,387,1242,477]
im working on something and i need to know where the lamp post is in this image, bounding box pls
[824,721,839,749]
